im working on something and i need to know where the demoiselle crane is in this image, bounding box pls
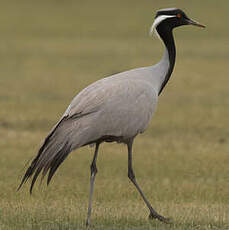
[18,8,205,225]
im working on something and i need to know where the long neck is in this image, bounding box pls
[157,26,176,95]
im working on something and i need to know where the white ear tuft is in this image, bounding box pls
[149,15,175,39]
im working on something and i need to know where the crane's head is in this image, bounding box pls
[150,8,205,38]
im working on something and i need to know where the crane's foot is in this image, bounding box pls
[149,212,171,224]
[85,219,91,228]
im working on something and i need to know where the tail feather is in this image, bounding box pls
[47,142,71,185]
[30,166,43,194]
[18,116,75,193]
[18,111,96,193]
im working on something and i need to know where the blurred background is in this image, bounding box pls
[0,0,228,229]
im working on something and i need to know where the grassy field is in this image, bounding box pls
[0,0,229,229]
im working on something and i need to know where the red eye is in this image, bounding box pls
[177,13,182,18]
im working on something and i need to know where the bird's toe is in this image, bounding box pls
[149,213,172,224]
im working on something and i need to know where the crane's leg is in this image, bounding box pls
[127,140,170,224]
[86,143,100,226]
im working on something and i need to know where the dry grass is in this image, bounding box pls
[0,0,228,229]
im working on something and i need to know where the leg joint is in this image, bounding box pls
[90,162,98,175]
[128,168,135,181]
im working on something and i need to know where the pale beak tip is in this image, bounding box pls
[198,24,206,28]
[187,19,206,28]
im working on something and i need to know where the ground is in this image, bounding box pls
[0,0,228,229]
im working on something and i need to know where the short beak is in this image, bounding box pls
[186,18,206,28]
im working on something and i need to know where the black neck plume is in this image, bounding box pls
[157,25,176,95]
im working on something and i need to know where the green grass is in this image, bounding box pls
[0,0,229,229]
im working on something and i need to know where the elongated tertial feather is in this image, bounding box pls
[17,116,73,193]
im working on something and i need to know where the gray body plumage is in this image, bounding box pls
[64,50,169,142]
[19,49,170,191]
[63,52,169,144]
[50,53,169,155]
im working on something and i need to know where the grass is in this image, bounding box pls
[0,0,229,229]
